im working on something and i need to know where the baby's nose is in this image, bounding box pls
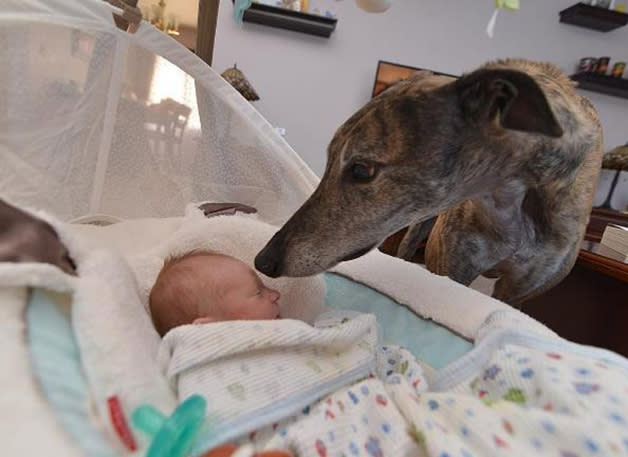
[269,288,280,303]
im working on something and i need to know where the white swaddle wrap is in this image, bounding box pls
[158,312,379,448]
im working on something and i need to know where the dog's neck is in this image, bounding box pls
[470,181,531,241]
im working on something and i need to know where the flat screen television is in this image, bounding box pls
[371,60,457,98]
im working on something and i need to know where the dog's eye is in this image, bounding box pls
[350,163,376,182]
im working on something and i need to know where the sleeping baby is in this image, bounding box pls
[149,250,426,457]
[149,250,282,334]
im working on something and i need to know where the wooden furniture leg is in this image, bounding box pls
[196,0,220,66]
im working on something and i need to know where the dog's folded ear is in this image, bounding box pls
[455,69,563,138]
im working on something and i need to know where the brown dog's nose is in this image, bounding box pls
[255,241,284,278]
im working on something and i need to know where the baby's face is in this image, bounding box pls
[197,255,281,322]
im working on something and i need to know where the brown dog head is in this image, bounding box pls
[255,66,563,277]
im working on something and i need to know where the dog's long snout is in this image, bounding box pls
[255,234,286,278]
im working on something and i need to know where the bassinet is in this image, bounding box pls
[0,1,589,456]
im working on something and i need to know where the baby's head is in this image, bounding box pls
[149,251,281,336]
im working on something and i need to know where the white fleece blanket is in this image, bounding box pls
[0,202,177,455]
[0,203,329,455]
[0,286,84,457]
[0,248,177,455]
[159,312,378,447]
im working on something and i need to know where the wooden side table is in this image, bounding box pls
[578,239,628,283]
[522,208,628,356]
[583,207,628,242]
[522,243,628,357]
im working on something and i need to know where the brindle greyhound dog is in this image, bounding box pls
[255,59,603,306]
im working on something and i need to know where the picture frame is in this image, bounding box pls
[372,60,457,98]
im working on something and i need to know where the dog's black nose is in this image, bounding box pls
[255,243,284,278]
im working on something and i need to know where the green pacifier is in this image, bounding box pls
[132,395,207,457]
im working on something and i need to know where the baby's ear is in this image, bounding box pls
[193,317,218,324]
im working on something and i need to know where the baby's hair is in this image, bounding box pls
[149,249,224,336]
[161,249,219,273]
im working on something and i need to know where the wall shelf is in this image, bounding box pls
[571,72,628,99]
[234,1,337,38]
[559,3,628,31]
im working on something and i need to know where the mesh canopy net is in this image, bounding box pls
[0,0,319,225]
